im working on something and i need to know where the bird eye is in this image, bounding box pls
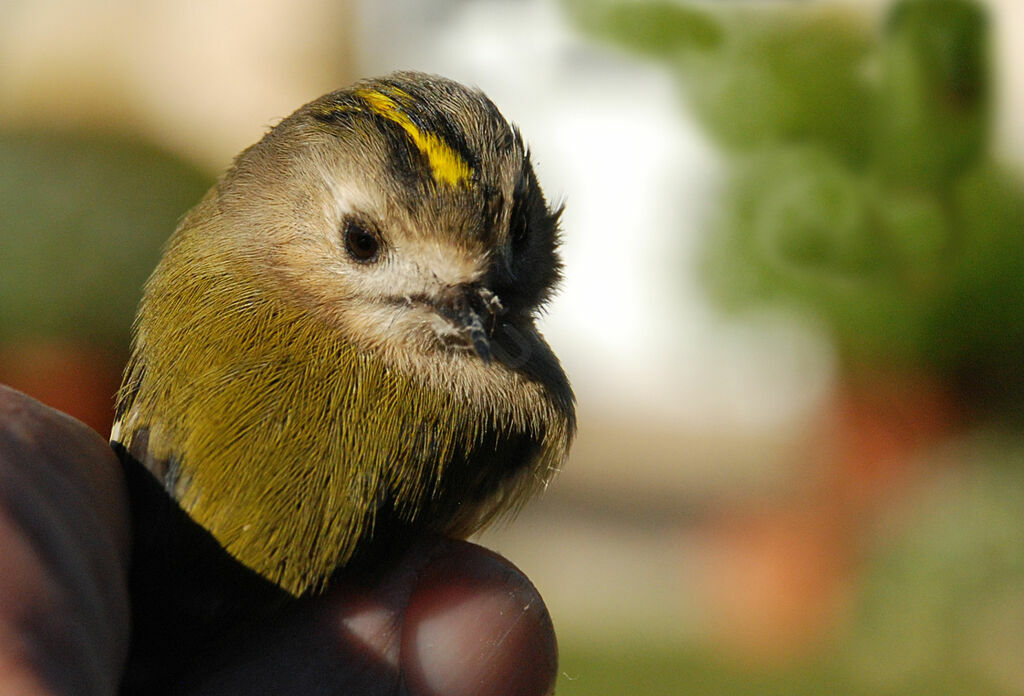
[343,221,380,263]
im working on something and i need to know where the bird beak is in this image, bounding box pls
[437,284,504,364]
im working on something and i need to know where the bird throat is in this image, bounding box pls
[121,268,567,595]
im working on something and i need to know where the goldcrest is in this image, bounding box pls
[111,72,575,596]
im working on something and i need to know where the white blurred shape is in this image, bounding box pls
[358,0,835,441]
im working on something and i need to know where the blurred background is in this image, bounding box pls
[3,0,1024,692]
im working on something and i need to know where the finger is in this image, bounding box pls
[172,538,557,696]
[163,542,429,696]
[0,385,131,696]
[400,540,558,696]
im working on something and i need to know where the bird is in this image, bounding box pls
[110,71,576,597]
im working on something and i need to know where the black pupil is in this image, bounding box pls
[345,224,379,261]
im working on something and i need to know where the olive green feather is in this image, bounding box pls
[117,248,570,594]
[114,72,575,596]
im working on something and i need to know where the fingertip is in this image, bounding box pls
[401,542,557,696]
[0,384,131,694]
[0,384,129,552]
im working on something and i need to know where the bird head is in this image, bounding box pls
[208,72,564,370]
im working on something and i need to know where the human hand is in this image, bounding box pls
[0,385,557,695]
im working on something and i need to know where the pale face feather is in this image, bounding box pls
[112,72,575,595]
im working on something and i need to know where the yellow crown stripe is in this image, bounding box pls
[355,88,473,186]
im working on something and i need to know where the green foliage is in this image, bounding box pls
[0,131,213,347]
[938,167,1024,404]
[565,0,1023,402]
[845,434,1024,693]
[561,0,723,57]
[562,1,874,156]
[875,0,990,186]
[702,145,949,367]
[557,638,1008,695]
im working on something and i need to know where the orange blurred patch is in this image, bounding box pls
[0,340,123,436]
